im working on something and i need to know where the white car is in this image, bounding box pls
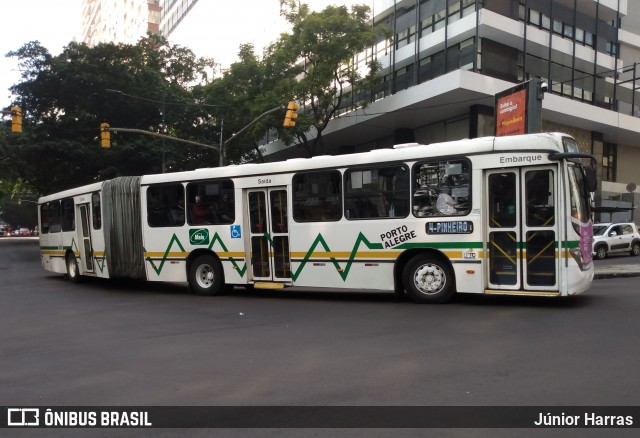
[592,223,640,259]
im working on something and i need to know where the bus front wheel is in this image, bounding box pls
[402,256,455,304]
[188,254,224,296]
[66,254,81,283]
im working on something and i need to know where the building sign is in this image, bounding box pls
[496,88,527,136]
[494,79,545,136]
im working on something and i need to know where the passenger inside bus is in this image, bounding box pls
[191,195,213,224]
[215,194,234,223]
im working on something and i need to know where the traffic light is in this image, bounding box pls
[100,123,111,148]
[283,101,300,128]
[11,106,22,133]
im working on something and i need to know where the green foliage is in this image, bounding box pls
[273,0,384,156]
[3,35,217,197]
[2,1,385,209]
[198,1,385,160]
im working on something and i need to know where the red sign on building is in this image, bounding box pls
[495,88,527,136]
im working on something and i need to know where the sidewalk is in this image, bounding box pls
[594,262,640,279]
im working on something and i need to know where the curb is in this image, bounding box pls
[594,272,640,279]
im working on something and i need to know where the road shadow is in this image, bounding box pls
[451,291,597,309]
[46,272,598,309]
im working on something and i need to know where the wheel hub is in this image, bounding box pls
[197,265,214,287]
[414,264,444,294]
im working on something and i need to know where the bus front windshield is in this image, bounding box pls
[568,163,593,268]
[568,164,590,226]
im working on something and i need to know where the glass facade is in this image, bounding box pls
[357,0,635,116]
[333,0,636,194]
[160,0,199,36]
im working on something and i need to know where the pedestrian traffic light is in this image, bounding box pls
[283,101,300,128]
[11,106,22,133]
[100,123,110,148]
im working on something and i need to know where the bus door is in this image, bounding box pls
[246,187,292,283]
[486,166,558,292]
[77,203,94,274]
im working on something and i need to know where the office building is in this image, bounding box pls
[262,0,638,221]
[80,0,161,46]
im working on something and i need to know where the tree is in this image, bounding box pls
[271,0,385,157]
[198,44,281,165]
[2,35,217,197]
[196,1,386,162]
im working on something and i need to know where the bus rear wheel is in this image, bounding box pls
[66,254,82,283]
[188,254,224,296]
[402,256,455,304]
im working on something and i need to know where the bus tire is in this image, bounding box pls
[66,254,82,283]
[188,254,224,296]
[402,256,455,304]
[594,244,608,260]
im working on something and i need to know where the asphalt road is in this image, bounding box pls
[2,238,640,437]
[593,250,640,267]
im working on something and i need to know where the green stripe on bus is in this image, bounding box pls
[139,233,586,281]
[145,232,247,278]
[291,232,383,282]
[395,241,483,250]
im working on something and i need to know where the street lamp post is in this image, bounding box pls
[627,183,637,222]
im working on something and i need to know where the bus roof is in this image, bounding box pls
[141,132,566,186]
[39,132,568,201]
[39,181,104,204]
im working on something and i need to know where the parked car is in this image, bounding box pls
[18,228,32,237]
[592,222,640,259]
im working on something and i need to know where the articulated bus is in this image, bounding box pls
[38,133,596,303]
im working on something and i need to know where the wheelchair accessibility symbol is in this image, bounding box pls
[230,225,241,238]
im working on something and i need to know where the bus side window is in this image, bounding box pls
[293,171,342,222]
[92,192,102,230]
[147,183,185,227]
[344,164,409,220]
[186,179,235,225]
[61,198,75,231]
[412,159,471,217]
[48,202,62,233]
[40,202,56,234]
[39,204,47,234]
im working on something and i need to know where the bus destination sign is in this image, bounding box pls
[426,221,474,235]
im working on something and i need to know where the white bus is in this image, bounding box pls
[38,133,596,303]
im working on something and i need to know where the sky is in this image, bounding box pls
[0,0,367,109]
[171,0,363,67]
[0,0,81,109]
